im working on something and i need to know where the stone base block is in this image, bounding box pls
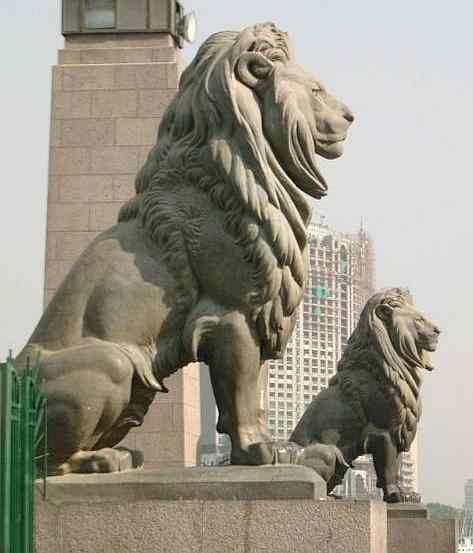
[387,503,458,553]
[36,466,387,553]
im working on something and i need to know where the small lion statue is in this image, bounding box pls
[290,288,440,502]
[16,22,354,474]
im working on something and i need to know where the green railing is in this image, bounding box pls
[0,354,47,553]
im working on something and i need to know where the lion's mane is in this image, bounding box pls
[334,288,429,451]
[118,23,315,363]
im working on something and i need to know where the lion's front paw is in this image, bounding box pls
[232,441,304,466]
[384,484,402,503]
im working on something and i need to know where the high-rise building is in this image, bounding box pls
[266,218,375,440]
[466,480,473,512]
[461,480,473,542]
[399,438,419,495]
[198,365,231,466]
[44,0,200,469]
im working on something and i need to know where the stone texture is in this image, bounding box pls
[113,174,135,200]
[114,63,170,89]
[91,90,138,118]
[51,231,99,260]
[52,91,92,119]
[62,65,115,91]
[49,120,61,147]
[57,175,114,202]
[203,501,248,553]
[137,89,177,117]
[35,497,61,553]
[387,503,429,519]
[88,202,121,231]
[46,260,74,290]
[47,203,89,232]
[60,501,202,553]
[36,472,386,553]
[64,33,175,49]
[116,117,159,146]
[388,519,457,553]
[90,146,141,174]
[58,46,176,65]
[58,118,115,147]
[40,465,326,503]
[57,49,82,64]
[49,147,91,175]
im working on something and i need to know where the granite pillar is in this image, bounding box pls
[44,32,200,469]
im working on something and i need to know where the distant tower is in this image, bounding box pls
[44,0,200,468]
[461,480,473,543]
[466,480,473,512]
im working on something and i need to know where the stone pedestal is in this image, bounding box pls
[387,503,458,553]
[36,466,387,553]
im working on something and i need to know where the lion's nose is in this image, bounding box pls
[433,325,441,335]
[343,107,355,123]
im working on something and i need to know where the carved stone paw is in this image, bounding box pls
[300,443,349,484]
[53,447,144,475]
[384,484,402,503]
[232,441,305,466]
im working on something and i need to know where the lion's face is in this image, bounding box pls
[377,299,441,364]
[237,55,354,200]
[395,304,441,353]
[267,62,354,159]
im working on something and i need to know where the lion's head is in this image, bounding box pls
[118,23,354,356]
[341,288,440,375]
[338,288,440,450]
[120,21,353,241]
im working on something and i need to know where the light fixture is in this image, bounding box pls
[178,11,197,44]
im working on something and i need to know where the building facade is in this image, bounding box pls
[466,480,473,512]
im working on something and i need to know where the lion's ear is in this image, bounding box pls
[236,52,273,89]
[376,304,393,321]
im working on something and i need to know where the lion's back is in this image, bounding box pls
[28,220,178,350]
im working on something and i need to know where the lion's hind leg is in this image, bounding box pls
[54,448,143,475]
[40,341,147,474]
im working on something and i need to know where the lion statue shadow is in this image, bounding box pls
[15,22,354,475]
[288,288,440,503]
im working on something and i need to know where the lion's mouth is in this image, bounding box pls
[317,135,347,145]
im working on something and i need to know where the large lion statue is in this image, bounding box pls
[16,22,354,474]
[290,288,440,502]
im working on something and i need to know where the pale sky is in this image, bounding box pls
[0,1,472,507]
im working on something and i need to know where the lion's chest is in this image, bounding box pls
[365,380,420,451]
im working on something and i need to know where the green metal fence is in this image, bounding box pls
[0,354,47,553]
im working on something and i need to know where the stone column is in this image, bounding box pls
[44,32,200,469]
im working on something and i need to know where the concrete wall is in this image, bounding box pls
[44,32,200,469]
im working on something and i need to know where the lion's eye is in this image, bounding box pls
[312,87,322,95]
[415,317,424,324]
